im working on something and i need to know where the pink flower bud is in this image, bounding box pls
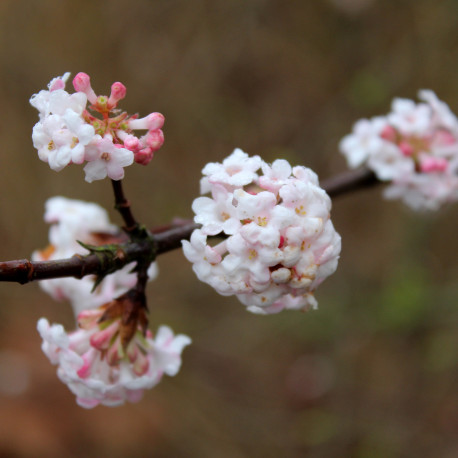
[147,112,165,130]
[146,129,164,150]
[128,112,165,131]
[399,140,414,156]
[76,349,96,379]
[108,82,127,108]
[49,79,65,92]
[380,124,397,142]
[123,134,141,151]
[89,321,119,350]
[73,72,98,104]
[420,156,448,173]
[134,148,154,165]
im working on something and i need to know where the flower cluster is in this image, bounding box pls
[340,90,458,210]
[182,149,341,314]
[30,72,165,182]
[38,304,191,408]
[32,196,158,316]
[34,197,191,407]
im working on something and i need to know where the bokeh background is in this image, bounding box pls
[0,0,457,456]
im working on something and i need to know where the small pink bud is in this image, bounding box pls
[73,72,90,91]
[146,129,164,150]
[420,156,448,173]
[146,113,165,131]
[77,349,96,379]
[49,79,65,92]
[89,321,119,350]
[73,72,98,104]
[48,72,70,92]
[134,148,154,165]
[108,82,127,108]
[380,125,397,142]
[399,140,414,156]
[127,112,165,131]
[124,134,140,151]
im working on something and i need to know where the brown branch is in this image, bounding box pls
[111,179,138,233]
[0,222,199,284]
[0,168,378,284]
[321,167,379,198]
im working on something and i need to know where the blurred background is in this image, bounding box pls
[0,0,457,456]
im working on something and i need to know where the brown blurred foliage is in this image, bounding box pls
[0,0,457,457]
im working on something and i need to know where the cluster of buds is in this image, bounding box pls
[29,73,191,408]
[30,72,164,182]
[33,197,192,407]
[340,90,458,210]
[38,295,191,408]
[182,149,341,314]
[32,196,158,316]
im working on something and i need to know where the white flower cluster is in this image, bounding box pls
[32,196,158,316]
[30,72,165,182]
[182,149,341,314]
[38,315,191,408]
[35,197,192,408]
[340,90,458,210]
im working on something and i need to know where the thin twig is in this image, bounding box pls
[111,179,138,232]
[321,167,379,198]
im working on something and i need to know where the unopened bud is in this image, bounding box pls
[73,72,98,104]
[108,82,127,108]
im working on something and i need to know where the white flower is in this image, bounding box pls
[37,315,191,408]
[42,196,117,255]
[339,117,388,168]
[33,197,158,315]
[182,150,341,314]
[200,148,262,194]
[83,135,134,182]
[31,72,158,180]
[31,73,96,172]
[258,159,292,193]
[340,90,458,210]
[192,184,240,236]
[388,97,431,135]
[418,89,458,132]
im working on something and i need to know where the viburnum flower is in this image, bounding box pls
[33,196,158,315]
[37,299,191,408]
[182,149,341,314]
[30,72,165,182]
[83,134,134,182]
[340,90,458,210]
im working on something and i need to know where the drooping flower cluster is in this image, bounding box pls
[30,72,165,182]
[32,196,158,316]
[340,90,458,210]
[37,302,191,408]
[182,149,342,314]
